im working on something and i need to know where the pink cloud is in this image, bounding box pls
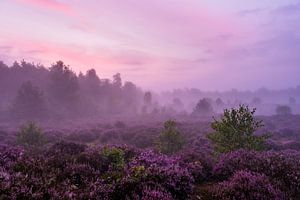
[14,0,74,15]
[4,0,296,90]
[0,37,161,73]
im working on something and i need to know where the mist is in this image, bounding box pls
[0,60,299,125]
[1,0,300,199]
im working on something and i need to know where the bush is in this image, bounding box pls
[17,122,46,148]
[101,145,125,169]
[211,170,283,200]
[124,150,194,200]
[276,105,292,116]
[213,149,300,198]
[207,105,270,153]
[156,120,185,155]
[178,150,212,183]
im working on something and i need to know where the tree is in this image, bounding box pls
[81,69,101,97]
[85,69,100,88]
[144,91,152,106]
[207,105,270,153]
[193,98,213,116]
[48,61,79,111]
[113,73,122,88]
[157,120,185,154]
[122,81,139,113]
[142,91,152,114]
[12,81,47,120]
[276,105,292,116]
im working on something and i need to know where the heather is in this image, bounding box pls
[1,128,300,199]
[209,170,284,200]
[213,149,300,198]
[0,143,194,199]
[0,107,300,199]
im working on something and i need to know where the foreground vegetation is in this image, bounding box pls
[0,106,300,199]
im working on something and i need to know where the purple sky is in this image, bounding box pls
[0,0,299,91]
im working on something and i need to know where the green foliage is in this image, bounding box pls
[101,146,125,169]
[17,121,46,147]
[157,120,185,155]
[207,105,270,154]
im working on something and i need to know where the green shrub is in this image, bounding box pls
[101,146,125,169]
[207,105,270,153]
[17,121,46,147]
[157,120,185,155]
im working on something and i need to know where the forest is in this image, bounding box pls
[1,60,299,122]
[0,61,299,199]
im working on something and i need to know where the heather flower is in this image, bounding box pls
[211,170,284,200]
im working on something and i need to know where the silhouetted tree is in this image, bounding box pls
[78,69,102,115]
[113,73,122,88]
[122,81,139,113]
[144,91,152,106]
[142,91,152,114]
[109,73,123,114]
[193,98,213,116]
[0,60,146,118]
[11,81,47,120]
[80,69,101,97]
[48,61,79,112]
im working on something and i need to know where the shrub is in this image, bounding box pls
[17,122,46,148]
[276,105,292,116]
[213,149,300,198]
[125,150,194,200]
[178,150,212,183]
[156,120,185,155]
[207,105,270,153]
[101,146,125,169]
[211,170,283,200]
[0,144,194,199]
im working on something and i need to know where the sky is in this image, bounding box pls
[0,0,299,91]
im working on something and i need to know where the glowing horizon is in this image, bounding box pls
[0,0,299,91]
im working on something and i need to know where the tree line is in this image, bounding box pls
[0,60,144,120]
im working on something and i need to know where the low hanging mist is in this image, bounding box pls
[0,60,299,124]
